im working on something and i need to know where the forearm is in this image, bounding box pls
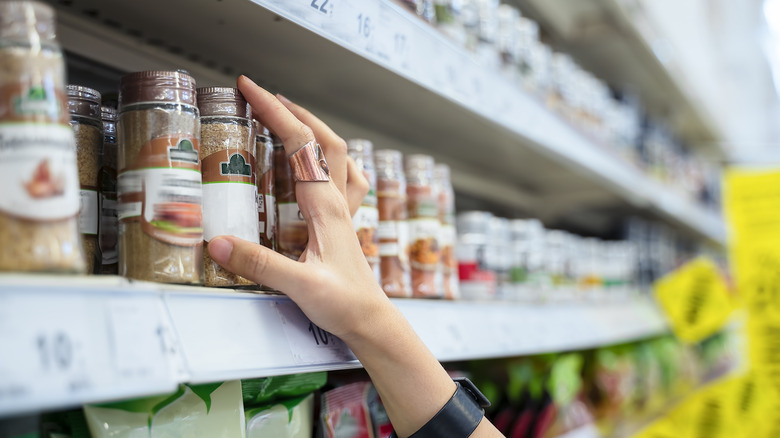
[342,299,456,437]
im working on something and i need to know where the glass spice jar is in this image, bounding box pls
[117,70,203,284]
[347,139,380,282]
[405,154,442,298]
[67,85,103,274]
[375,149,411,298]
[0,2,86,273]
[99,105,119,274]
[274,134,308,260]
[433,163,459,300]
[198,87,258,287]
[255,120,276,251]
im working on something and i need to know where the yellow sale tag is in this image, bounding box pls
[723,168,780,244]
[653,257,733,343]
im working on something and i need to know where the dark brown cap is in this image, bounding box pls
[66,85,101,119]
[119,70,196,108]
[196,87,250,119]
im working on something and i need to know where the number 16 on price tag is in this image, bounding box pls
[275,301,356,366]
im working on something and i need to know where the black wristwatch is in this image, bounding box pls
[390,377,491,438]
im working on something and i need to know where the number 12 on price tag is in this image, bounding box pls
[275,301,356,366]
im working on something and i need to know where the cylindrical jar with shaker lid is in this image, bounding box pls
[274,134,308,259]
[434,163,459,300]
[376,149,411,298]
[0,2,85,273]
[117,70,203,284]
[347,139,380,281]
[456,211,495,300]
[255,120,276,251]
[67,85,103,273]
[99,105,118,274]
[198,87,258,287]
[405,154,441,298]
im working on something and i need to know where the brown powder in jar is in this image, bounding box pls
[0,40,85,273]
[73,120,102,272]
[274,144,308,259]
[201,121,254,287]
[118,106,203,284]
[377,178,411,298]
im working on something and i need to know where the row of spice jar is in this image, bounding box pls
[457,212,640,303]
[347,140,459,299]
[394,0,722,211]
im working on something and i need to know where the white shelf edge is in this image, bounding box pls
[248,0,726,244]
[0,275,667,416]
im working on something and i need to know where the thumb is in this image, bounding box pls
[208,236,307,293]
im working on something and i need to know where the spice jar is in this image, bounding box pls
[99,106,118,274]
[433,163,459,300]
[456,211,495,300]
[405,154,441,298]
[255,120,276,251]
[274,134,308,259]
[67,85,103,273]
[117,70,203,284]
[198,87,258,287]
[0,2,86,273]
[347,139,380,281]
[376,149,411,298]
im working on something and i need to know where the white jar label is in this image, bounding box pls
[353,205,379,264]
[78,189,98,235]
[201,150,259,243]
[0,124,80,220]
[377,220,397,240]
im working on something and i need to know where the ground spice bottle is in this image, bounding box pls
[117,70,203,284]
[434,163,459,300]
[198,87,258,287]
[347,139,380,282]
[255,120,275,251]
[405,154,441,298]
[67,85,103,273]
[274,134,308,259]
[0,2,86,273]
[99,106,118,274]
[376,149,411,298]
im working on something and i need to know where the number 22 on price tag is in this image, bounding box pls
[275,300,356,366]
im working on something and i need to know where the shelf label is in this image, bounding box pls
[0,289,177,415]
[275,301,356,365]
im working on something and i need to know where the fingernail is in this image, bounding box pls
[208,237,234,264]
[239,75,257,86]
[276,93,291,104]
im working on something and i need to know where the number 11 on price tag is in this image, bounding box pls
[275,301,356,366]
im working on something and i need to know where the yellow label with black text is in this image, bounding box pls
[653,257,733,343]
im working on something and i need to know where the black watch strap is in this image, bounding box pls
[390,377,490,438]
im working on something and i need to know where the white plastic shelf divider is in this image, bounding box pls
[0,275,667,416]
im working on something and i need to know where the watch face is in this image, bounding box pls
[455,377,492,408]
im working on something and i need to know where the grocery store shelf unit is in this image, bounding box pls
[49,0,725,244]
[0,275,666,417]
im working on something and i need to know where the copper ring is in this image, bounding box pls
[288,140,330,182]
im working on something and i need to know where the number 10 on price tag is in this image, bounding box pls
[275,301,356,366]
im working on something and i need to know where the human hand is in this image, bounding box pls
[207,76,389,340]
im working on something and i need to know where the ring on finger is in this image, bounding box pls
[289,140,330,182]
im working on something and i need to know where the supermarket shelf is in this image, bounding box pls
[48,0,725,243]
[0,275,667,416]
[518,0,725,156]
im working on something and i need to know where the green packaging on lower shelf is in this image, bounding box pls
[245,393,314,438]
[84,381,245,438]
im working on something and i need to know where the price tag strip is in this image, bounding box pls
[275,300,356,366]
[0,280,178,417]
[163,291,357,383]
